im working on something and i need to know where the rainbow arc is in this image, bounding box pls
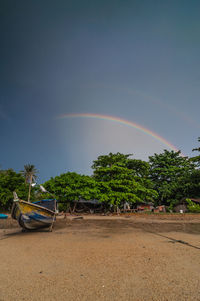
[58,113,183,155]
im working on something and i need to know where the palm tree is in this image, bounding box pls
[22,164,38,202]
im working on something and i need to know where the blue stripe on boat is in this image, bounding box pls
[0,214,8,219]
[21,212,53,223]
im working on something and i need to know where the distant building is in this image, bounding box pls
[70,198,104,213]
[174,198,200,213]
[137,202,154,212]
[153,205,166,213]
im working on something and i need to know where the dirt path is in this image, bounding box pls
[0,216,200,301]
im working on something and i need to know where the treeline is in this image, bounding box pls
[1,138,200,212]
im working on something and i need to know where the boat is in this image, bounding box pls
[0,213,8,219]
[11,192,57,231]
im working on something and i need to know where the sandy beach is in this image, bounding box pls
[0,214,200,301]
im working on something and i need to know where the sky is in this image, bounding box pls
[1,0,200,182]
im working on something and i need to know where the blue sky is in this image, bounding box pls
[1,0,200,182]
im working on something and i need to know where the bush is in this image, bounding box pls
[186,198,200,213]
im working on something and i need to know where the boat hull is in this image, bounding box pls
[11,200,55,230]
[0,214,8,219]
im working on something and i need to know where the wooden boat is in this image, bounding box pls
[0,213,8,219]
[11,194,57,230]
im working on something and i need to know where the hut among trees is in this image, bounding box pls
[174,198,200,213]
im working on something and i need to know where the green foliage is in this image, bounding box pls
[149,150,196,206]
[92,153,158,208]
[21,164,38,183]
[21,164,38,202]
[191,137,200,167]
[126,159,150,178]
[92,153,131,181]
[43,172,99,210]
[177,169,200,199]
[0,169,35,211]
[42,153,158,211]
[186,198,200,213]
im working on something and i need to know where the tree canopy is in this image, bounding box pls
[149,150,196,206]
[43,172,99,208]
[92,153,158,209]
[191,137,200,167]
[0,169,33,210]
[21,164,38,202]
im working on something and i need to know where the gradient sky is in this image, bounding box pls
[1,0,200,182]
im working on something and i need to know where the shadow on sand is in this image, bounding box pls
[1,219,200,250]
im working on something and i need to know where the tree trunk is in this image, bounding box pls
[72,202,77,213]
[28,174,33,202]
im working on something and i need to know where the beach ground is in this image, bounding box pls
[0,214,200,301]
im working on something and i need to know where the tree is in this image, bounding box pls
[186,198,200,213]
[92,153,158,209]
[191,137,200,167]
[126,159,150,178]
[181,138,200,197]
[149,150,195,206]
[192,137,200,152]
[178,169,200,199]
[0,169,30,211]
[92,153,131,181]
[21,164,38,202]
[43,172,99,210]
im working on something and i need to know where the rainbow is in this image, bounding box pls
[58,113,183,155]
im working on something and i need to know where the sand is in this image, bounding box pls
[0,215,200,301]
